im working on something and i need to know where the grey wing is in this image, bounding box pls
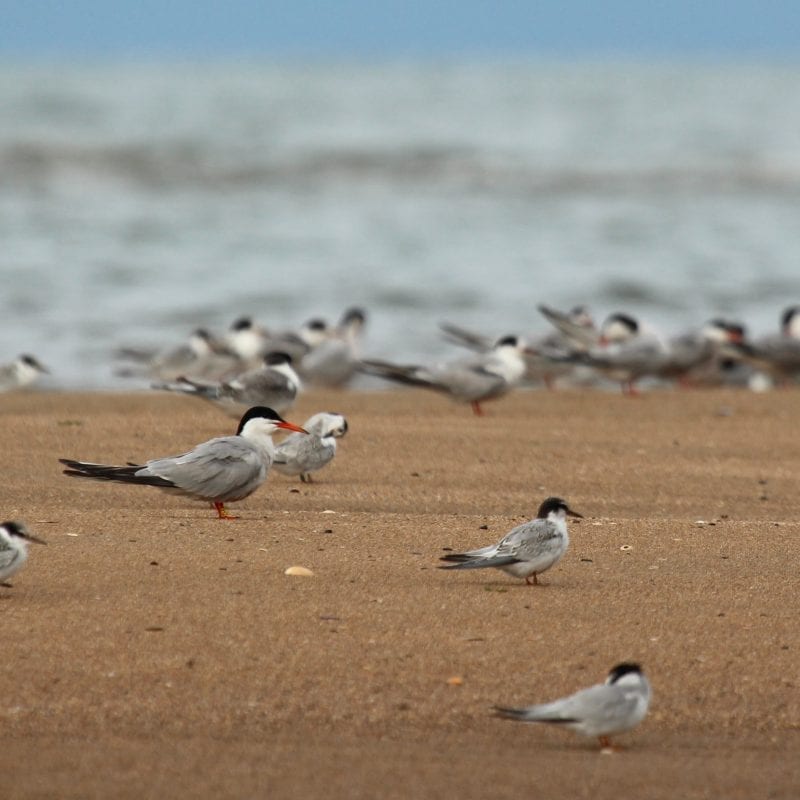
[301,340,356,387]
[0,543,20,571]
[496,519,558,559]
[455,542,501,559]
[510,684,635,724]
[586,338,668,376]
[754,337,800,369]
[274,435,334,472]
[438,322,493,352]
[494,519,557,560]
[445,519,548,562]
[538,305,598,350]
[431,363,505,401]
[145,436,266,501]
[226,369,293,404]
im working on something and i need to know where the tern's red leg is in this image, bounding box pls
[471,401,484,416]
[598,736,624,751]
[622,381,641,397]
[214,502,240,520]
[525,573,539,586]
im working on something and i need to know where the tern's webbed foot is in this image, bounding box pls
[213,502,240,520]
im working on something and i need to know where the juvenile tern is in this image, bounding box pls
[439,497,582,584]
[0,521,47,587]
[152,352,301,416]
[273,411,348,482]
[60,407,307,519]
[0,354,50,392]
[361,335,528,416]
[494,663,651,749]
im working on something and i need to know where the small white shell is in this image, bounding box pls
[284,566,314,577]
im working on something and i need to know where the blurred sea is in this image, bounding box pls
[1,60,799,388]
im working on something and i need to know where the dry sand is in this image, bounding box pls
[1,388,798,799]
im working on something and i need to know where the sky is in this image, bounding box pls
[1,1,799,59]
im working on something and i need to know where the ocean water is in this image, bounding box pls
[1,60,799,388]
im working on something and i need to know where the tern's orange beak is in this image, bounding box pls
[278,421,308,434]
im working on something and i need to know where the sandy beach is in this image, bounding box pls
[1,387,798,799]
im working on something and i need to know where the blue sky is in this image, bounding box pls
[1,1,799,58]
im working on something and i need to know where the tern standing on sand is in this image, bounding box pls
[360,335,528,416]
[60,407,307,519]
[273,411,348,482]
[494,663,651,749]
[439,497,582,584]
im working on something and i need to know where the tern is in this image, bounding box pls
[494,663,651,750]
[721,306,800,385]
[259,318,331,366]
[0,521,47,587]
[441,305,598,389]
[360,335,528,416]
[152,352,301,416]
[656,319,746,385]
[115,328,238,382]
[273,411,348,483]
[299,307,367,388]
[225,316,272,366]
[0,354,50,392]
[543,312,669,394]
[59,407,307,519]
[439,497,582,584]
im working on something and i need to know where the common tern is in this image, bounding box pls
[360,335,528,416]
[60,407,307,519]
[0,354,50,392]
[441,305,598,389]
[656,319,746,385]
[0,521,47,587]
[152,352,301,416]
[299,307,367,388]
[721,306,800,385]
[494,663,651,749]
[544,313,669,394]
[439,497,582,584]
[273,411,348,483]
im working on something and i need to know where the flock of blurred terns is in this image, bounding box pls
[3,304,800,415]
[101,301,800,411]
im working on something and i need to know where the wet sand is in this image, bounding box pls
[1,388,798,799]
